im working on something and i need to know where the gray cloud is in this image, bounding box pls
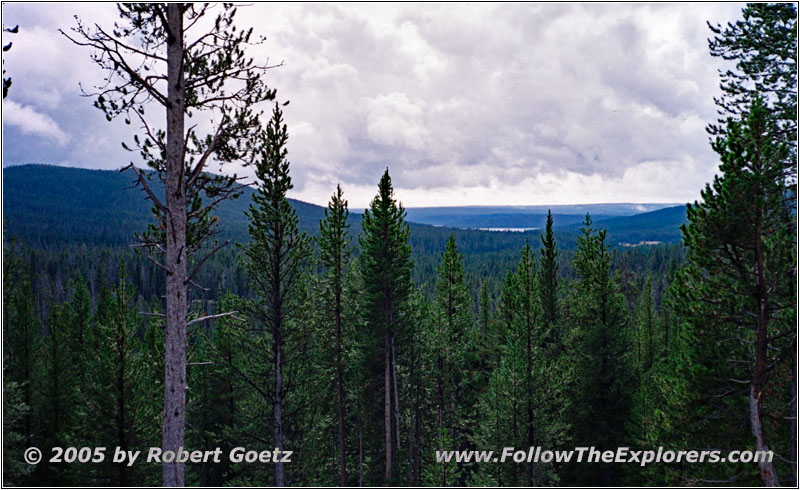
[2,2,747,206]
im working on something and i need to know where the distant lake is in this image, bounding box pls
[473,227,541,232]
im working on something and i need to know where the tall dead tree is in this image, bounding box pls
[62,4,277,485]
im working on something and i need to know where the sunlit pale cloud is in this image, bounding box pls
[3,100,69,146]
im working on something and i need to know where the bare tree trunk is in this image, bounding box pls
[750,385,779,486]
[162,4,187,487]
[751,218,779,487]
[273,227,286,486]
[391,338,401,454]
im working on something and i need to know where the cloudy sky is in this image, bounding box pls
[2,2,745,208]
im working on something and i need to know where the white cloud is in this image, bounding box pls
[3,100,69,146]
[1,2,749,207]
[365,92,429,151]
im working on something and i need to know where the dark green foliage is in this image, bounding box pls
[236,103,313,486]
[3,6,795,487]
[538,210,560,355]
[708,4,797,160]
[316,184,352,485]
[187,293,245,486]
[426,235,474,486]
[81,264,160,486]
[674,97,796,485]
[358,168,413,484]
[4,270,40,484]
[565,215,635,486]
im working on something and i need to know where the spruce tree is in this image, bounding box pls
[358,168,412,484]
[538,210,558,327]
[566,215,634,486]
[429,235,473,486]
[538,210,560,355]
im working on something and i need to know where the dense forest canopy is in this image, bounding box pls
[2,2,797,488]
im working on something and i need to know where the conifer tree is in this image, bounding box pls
[429,235,473,485]
[634,275,661,372]
[675,98,794,486]
[83,263,160,486]
[38,303,81,484]
[317,184,352,485]
[539,210,558,327]
[402,287,435,487]
[566,216,634,486]
[358,168,413,484]
[64,6,277,482]
[708,3,797,189]
[239,103,312,486]
[2,239,34,486]
[473,280,499,387]
[5,273,41,459]
[538,210,560,356]
[192,293,246,486]
[477,280,492,336]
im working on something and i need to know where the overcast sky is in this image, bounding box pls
[2,2,746,208]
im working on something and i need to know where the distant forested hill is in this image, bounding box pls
[567,205,690,245]
[2,164,327,246]
[3,164,687,251]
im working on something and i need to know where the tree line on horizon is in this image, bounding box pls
[3,2,796,487]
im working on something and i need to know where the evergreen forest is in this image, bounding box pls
[2,3,797,487]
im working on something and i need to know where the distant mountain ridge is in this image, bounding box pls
[3,164,688,249]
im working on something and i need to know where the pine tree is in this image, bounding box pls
[83,262,160,485]
[513,241,538,486]
[2,238,34,486]
[708,3,797,190]
[3,362,32,485]
[538,210,560,354]
[428,235,474,485]
[477,280,492,337]
[566,215,634,486]
[675,98,795,486]
[5,272,41,467]
[64,6,277,483]
[239,103,312,486]
[401,287,435,487]
[634,275,661,372]
[317,184,352,485]
[192,292,246,486]
[539,210,558,327]
[38,303,81,484]
[358,168,413,484]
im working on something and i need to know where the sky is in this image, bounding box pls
[2,2,746,208]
